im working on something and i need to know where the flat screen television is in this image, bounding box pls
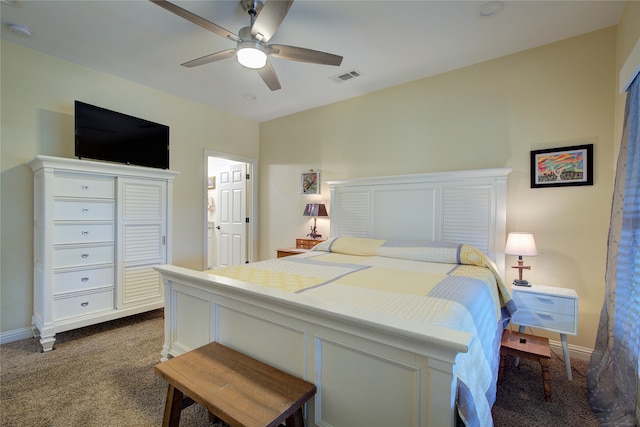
[75,101,169,169]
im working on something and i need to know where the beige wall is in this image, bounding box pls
[258,27,618,351]
[0,41,259,334]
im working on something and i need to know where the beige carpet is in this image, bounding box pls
[493,346,599,427]
[0,310,215,427]
[1,310,598,426]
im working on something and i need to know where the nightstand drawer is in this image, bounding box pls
[512,291,575,316]
[512,308,576,335]
[296,238,325,249]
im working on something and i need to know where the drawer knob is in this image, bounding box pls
[81,185,89,190]
[81,208,89,213]
[81,231,89,236]
[81,277,89,282]
[80,302,89,307]
[81,253,89,259]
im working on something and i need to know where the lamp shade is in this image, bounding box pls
[505,232,538,256]
[303,203,328,217]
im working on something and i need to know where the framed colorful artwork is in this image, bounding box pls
[530,144,593,188]
[301,171,320,195]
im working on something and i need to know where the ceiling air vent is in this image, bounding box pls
[331,70,362,83]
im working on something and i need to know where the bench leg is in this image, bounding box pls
[162,384,184,427]
[498,347,507,385]
[539,357,552,402]
[285,407,305,427]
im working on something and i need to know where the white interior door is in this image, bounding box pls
[216,162,247,267]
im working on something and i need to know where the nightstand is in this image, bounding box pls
[295,238,325,249]
[511,284,578,380]
[276,238,325,258]
[276,248,308,258]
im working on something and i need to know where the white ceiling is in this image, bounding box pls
[0,0,626,122]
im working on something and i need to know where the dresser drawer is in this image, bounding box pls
[53,288,114,320]
[512,290,575,316]
[512,308,577,335]
[54,244,114,269]
[54,223,114,245]
[54,174,114,199]
[53,200,114,221]
[53,266,114,294]
[296,238,325,249]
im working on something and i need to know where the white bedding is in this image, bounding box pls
[207,237,516,426]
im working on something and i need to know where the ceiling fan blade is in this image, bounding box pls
[257,60,282,91]
[150,0,240,42]
[269,44,343,66]
[251,0,294,43]
[181,49,237,68]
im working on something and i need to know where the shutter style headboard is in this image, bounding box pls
[327,168,512,276]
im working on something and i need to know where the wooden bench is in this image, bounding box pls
[154,342,317,427]
[498,329,552,402]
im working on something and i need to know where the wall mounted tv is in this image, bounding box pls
[75,101,169,169]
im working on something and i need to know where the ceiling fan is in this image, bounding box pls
[150,0,343,91]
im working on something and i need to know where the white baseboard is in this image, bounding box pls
[549,339,592,361]
[0,327,34,345]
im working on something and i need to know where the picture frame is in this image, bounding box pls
[301,171,320,195]
[531,144,593,188]
[207,176,216,189]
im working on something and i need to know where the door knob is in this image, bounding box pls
[216,226,221,230]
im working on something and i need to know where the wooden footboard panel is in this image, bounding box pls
[157,265,471,427]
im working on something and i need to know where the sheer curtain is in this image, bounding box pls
[587,74,639,425]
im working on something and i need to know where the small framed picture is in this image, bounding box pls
[531,144,593,188]
[301,171,320,195]
[207,176,216,189]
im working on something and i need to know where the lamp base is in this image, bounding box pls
[513,279,532,287]
[511,258,531,283]
[307,226,322,240]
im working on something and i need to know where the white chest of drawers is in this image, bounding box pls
[511,283,578,380]
[29,155,179,351]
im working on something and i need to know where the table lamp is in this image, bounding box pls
[505,232,537,286]
[303,203,328,239]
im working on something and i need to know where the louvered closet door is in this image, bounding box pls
[117,177,167,308]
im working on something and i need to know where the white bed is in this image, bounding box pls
[156,167,512,427]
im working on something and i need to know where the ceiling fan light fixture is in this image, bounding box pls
[237,43,267,69]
